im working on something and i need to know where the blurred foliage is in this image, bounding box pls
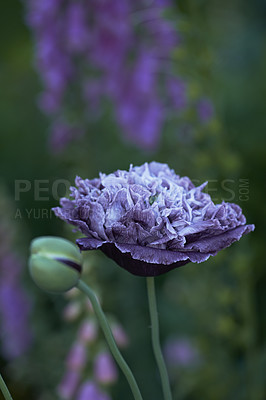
[0,0,265,399]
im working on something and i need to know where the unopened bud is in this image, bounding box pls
[29,236,82,293]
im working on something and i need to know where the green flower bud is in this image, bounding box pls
[29,236,82,293]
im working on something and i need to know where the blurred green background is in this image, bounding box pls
[0,0,265,399]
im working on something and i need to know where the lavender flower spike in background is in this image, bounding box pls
[24,0,189,151]
[0,195,33,360]
[77,381,111,400]
[53,162,254,277]
[94,351,118,385]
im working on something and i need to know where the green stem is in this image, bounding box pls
[77,280,143,400]
[0,373,13,400]
[146,277,172,400]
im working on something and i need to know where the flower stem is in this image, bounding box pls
[0,373,13,400]
[146,277,172,400]
[77,280,143,400]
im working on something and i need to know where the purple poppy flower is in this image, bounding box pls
[53,162,254,277]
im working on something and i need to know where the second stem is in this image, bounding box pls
[0,374,13,400]
[77,279,143,400]
[146,277,172,400]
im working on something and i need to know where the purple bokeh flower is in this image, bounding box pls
[78,319,98,344]
[0,190,33,360]
[111,322,129,348]
[63,301,82,321]
[53,162,254,277]
[77,381,111,400]
[164,338,200,367]
[167,78,187,110]
[57,370,80,400]
[49,120,84,154]
[66,341,87,371]
[93,351,118,384]
[24,0,191,151]
[0,252,33,360]
[197,97,214,123]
